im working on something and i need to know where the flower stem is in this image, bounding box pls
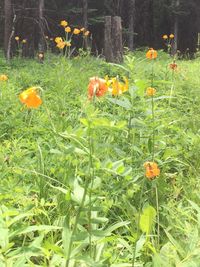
[150,61,160,249]
[151,95,155,161]
[65,178,90,267]
[155,184,160,247]
[88,120,94,258]
[132,179,145,267]
[169,70,175,106]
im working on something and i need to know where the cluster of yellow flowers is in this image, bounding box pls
[162,34,174,40]
[60,20,89,36]
[162,34,175,54]
[15,36,27,44]
[106,76,128,96]
[55,20,90,50]
[55,37,71,49]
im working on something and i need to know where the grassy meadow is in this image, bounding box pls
[0,50,200,267]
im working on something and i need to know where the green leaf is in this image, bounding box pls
[7,213,34,227]
[107,97,132,110]
[9,225,61,238]
[92,221,130,237]
[111,264,132,267]
[164,230,185,258]
[139,205,156,235]
[48,184,68,195]
[152,253,167,267]
[71,178,89,205]
[91,217,109,224]
[0,228,9,249]
[62,216,72,257]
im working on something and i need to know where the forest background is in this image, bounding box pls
[0,0,200,58]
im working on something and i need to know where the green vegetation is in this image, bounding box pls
[0,51,200,267]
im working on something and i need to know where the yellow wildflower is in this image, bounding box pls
[146,87,156,96]
[60,20,68,27]
[65,26,71,33]
[162,34,168,40]
[108,77,129,96]
[0,74,8,81]
[84,31,90,36]
[55,37,63,44]
[73,28,81,35]
[56,41,66,49]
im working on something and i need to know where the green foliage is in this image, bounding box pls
[0,51,200,266]
[139,206,156,235]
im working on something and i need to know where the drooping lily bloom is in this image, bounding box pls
[19,87,42,108]
[88,77,108,100]
[146,48,158,59]
[144,162,160,180]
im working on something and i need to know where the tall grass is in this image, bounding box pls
[0,51,200,266]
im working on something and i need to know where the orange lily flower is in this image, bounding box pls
[88,77,108,100]
[144,162,160,180]
[146,48,158,59]
[19,87,42,108]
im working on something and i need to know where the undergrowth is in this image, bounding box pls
[0,51,200,267]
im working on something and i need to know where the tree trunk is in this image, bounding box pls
[83,0,88,29]
[82,0,88,49]
[104,16,114,62]
[143,0,154,46]
[112,16,123,63]
[128,0,136,50]
[172,0,180,55]
[38,0,45,52]
[4,0,12,58]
